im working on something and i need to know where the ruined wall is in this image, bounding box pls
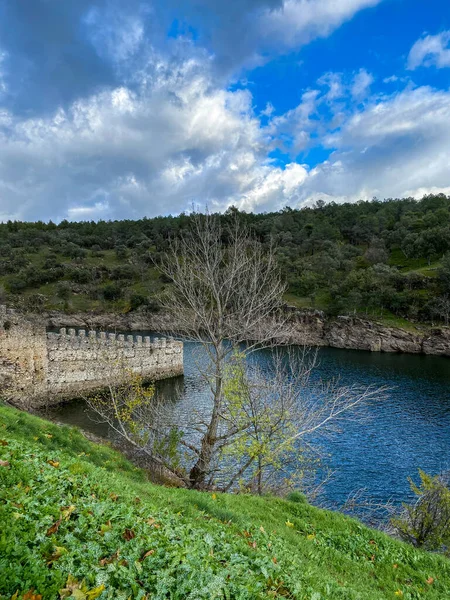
[0,306,183,407]
[45,329,183,399]
[0,305,49,402]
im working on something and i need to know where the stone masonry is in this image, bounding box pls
[0,305,183,407]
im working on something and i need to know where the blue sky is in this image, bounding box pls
[0,0,449,221]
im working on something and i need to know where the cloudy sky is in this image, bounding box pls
[0,0,449,221]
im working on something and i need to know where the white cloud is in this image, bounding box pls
[407,31,450,70]
[261,102,275,117]
[0,50,271,220]
[165,0,384,72]
[259,0,382,53]
[0,50,7,96]
[289,86,450,205]
[236,162,309,212]
[267,89,320,153]
[67,200,111,221]
[317,72,344,100]
[351,68,373,99]
[0,37,449,223]
[84,5,146,64]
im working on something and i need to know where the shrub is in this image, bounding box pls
[115,244,128,259]
[69,268,92,284]
[23,293,47,313]
[129,293,148,311]
[110,265,136,281]
[391,470,450,552]
[7,276,27,294]
[103,283,122,301]
[286,491,307,504]
[56,281,71,302]
[90,244,103,257]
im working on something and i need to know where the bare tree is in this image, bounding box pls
[431,295,450,326]
[86,214,387,494]
[156,214,288,488]
[340,488,397,530]
[86,369,189,487]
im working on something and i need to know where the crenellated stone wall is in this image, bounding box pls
[0,306,183,407]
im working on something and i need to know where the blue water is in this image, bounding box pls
[49,341,450,508]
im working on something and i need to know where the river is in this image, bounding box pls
[47,338,450,509]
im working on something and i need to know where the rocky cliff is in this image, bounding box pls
[44,308,450,357]
[281,309,450,356]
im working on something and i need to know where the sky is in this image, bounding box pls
[0,0,449,222]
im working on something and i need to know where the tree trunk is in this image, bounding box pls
[189,372,222,489]
[257,456,262,495]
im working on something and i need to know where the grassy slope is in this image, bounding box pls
[0,404,449,600]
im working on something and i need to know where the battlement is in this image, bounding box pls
[46,328,180,351]
[0,306,184,407]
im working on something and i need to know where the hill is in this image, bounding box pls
[0,195,450,329]
[0,403,449,599]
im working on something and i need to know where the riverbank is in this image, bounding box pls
[45,308,450,356]
[1,402,449,599]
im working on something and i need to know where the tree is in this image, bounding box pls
[439,252,450,294]
[55,281,71,306]
[103,283,122,301]
[23,293,47,313]
[430,295,450,326]
[87,343,385,495]
[86,214,386,496]
[364,238,389,265]
[115,245,128,260]
[156,214,288,489]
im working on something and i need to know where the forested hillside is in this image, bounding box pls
[1,194,450,327]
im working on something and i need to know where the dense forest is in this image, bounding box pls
[1,194,450,327]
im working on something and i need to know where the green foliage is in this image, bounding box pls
[391,470,450,552]
[87,374,184,477]
[439,253,450,294]
[286,491,307,504]
[89,374,155,448]
[102,283,123,301]
[221,353,300,494]
[0,195,450,323]
[0,404,449,599]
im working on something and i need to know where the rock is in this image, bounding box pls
[422,328,450,356]
[283,311,449,356]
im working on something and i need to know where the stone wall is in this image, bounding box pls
[0,305,49,403]
[0,306,183,407]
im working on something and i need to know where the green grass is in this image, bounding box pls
[283,292,331,312]
[283,293,314,309]
[388,249,442,277]
[1,404,449,599]
[283,296,426,332]
[402,265,441,278]
[360,309,424,332]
